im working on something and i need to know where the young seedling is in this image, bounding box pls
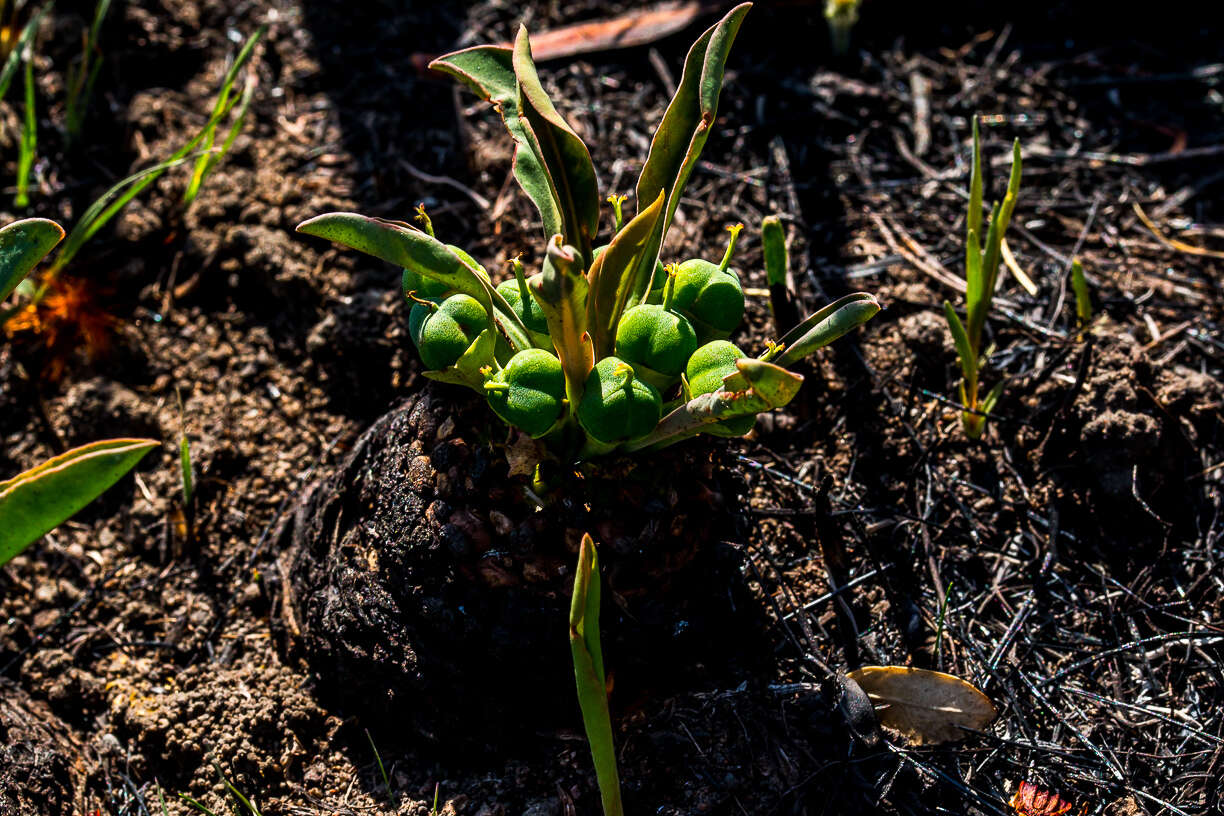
[64,0,113,145]
[0,25,263,326]
[298,4,880,460]
[1070,256,1092,338]
[0,219,158,566]
[570,534,622,816]
[943,118,1022,439]
[824,0,861,56]
[14,37,35,208]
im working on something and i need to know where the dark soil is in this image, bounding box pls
[1,1,1222,815]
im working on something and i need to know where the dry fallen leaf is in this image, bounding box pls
[846,665,996,745]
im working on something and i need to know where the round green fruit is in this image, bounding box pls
[670,259,744,342]
[685,340,755,437]
[402,267,449,300]
[614,304,698,390]
[496,278,551,345]
[409,294,488,371]
[484,349,566,438]
[577,357,662,445]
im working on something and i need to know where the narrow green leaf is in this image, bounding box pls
[512,27,600,263]
[585,190,665,359]
[1071,257,1092,328]
[429,46,564,244]
[15,50,36,208]
[0,438,158,565]
[942,301,976,393]
[624,358,803,451]
[569,535,622,816]
[770,292,880,368]
[980,380,1004,416]
[967,116,982,251]
[761,215,788,288]
[635,3,751,276]
[964,227,982,323]
[532,237,593,407]
[968,201,1002,350]
[179,435,193,509]
[0,5,47,102]
[1,218,65,302]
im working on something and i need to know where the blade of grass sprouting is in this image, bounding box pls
[570,534,623,816]
[1071,257,1092,329]
[179,434,193,508]
[211,759,263,816]
[365,728,395,807]
[49,25,263,275]
[942,301,976,396]
[184,28,262,204]
[968,201,1002,351]
[966,116,982,255]
[0,4,46,102]
[44,154,199,278]
[65,0,112,140]
[178,794,219,816]
[14,46,35,208]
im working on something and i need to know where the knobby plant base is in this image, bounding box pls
[283,385,769,751]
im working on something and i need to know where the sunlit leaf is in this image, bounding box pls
[585,190,665,358]
[0,439,159,565]
[634,3,750,278]
[0,218,64,302]
[770,292,880,368]
[846,665,996,746]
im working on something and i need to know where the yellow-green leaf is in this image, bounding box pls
[0,438,159,565]
[846,665,996,746]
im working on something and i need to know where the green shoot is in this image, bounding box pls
[943,117,1022,438]
[570,534,623,816]
[0,4,44,102]
[1070,256,1092,338]
[64,0,112,144]
[184,27,264,205]
[824,0,861,56]
[14,39,34,207]
[431,783,440,816]
[179,760,263,816]
[933,579,953,668]
[179,435,193,509]
[365,728,396,807]
[1,22,264,314]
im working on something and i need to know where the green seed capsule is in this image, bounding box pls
[614,297,697,391]
[402,267,450,300]
[577,357,662,444]
[496,259,551,347]
[685,340,755,437]
[409,293,488,371]
[483,349,566,438]
[671,224,745,342]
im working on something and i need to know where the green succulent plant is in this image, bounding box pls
[297,3,879,459]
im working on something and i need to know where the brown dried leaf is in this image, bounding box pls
[846,665,996,745]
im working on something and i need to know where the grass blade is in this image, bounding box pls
[14,47,35,207]
[0,4,46,102]
[570,534,623,816]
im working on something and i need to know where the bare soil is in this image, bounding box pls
[1,1,1221,815]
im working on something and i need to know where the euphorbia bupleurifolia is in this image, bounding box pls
[298,3,879,458]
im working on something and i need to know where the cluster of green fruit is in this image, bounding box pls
[404,223,754,447]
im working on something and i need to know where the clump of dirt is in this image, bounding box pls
[109,659,331,801]
[1034,336,1218,542]
[284,385,768,751]
[0,680,82,815]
